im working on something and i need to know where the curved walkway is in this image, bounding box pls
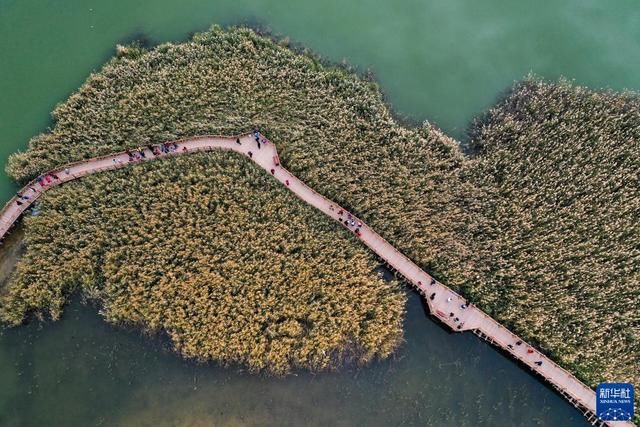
[0,134,631,427]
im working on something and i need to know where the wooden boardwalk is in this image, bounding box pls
[0,134,633,427]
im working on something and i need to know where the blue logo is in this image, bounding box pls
[596,383,634,421]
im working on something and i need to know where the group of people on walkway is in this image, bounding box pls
[331,206,363,236]
[245,130,269,159]
[253,129,269,150]
[126,148,147,161]
[451,301,467,330]
[36,173,59,186]
[11,140,195,215]
[149,143,179,157]
[16,173,60,206]
[121,143,182,163]
[15,190,34,206]
[157,143,179,154]
[506,340,544,367]
[424,285,469,330]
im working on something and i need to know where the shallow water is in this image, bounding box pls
[0,293,589,427]
[1,0,638,425]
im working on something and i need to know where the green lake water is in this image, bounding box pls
[1,0,639,425]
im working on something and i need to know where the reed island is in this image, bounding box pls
[0,26,637,415]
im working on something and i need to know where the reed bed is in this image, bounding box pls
[463,79,639,393]
[1,26,637,400]
[1,152,405,374]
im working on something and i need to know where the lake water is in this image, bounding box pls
[1,0,639,425]
[0,292,589,427]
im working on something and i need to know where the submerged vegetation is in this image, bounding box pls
[1,25,637,401]
[0,152,405,374]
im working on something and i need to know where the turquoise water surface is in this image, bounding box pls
[1,1,639,425]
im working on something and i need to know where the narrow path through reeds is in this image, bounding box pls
[0,134,629,427]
